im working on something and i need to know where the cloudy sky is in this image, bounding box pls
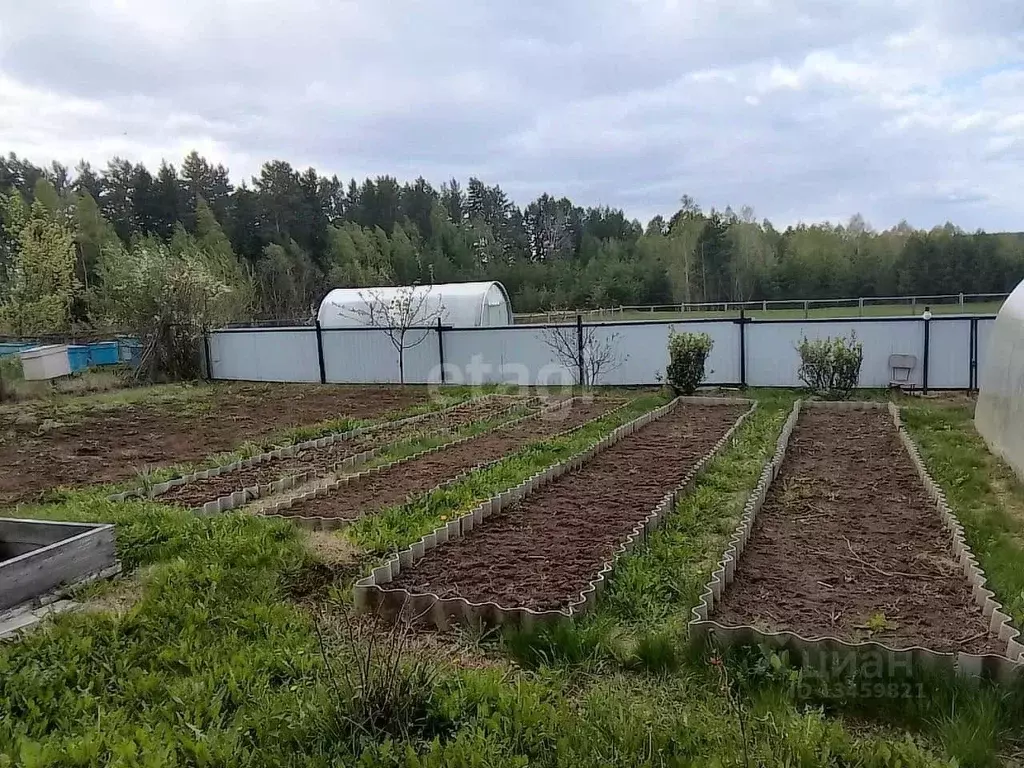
[1,0,1023,230]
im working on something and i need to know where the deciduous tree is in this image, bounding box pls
[0,194,79,334]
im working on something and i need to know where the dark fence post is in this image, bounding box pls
[202,327,212,381]
[737,310,747,387]
[969,317,978,391]
[436,317,446,385]
[576,314,585,387]
[922,308,931,394]
[315,320,327,385]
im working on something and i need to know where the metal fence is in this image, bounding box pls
[514,293,1009,323]
[206,313,997,392]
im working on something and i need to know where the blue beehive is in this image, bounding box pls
[89,342,119,366]
[0,342,35,358]
[67,342,122,372]
[67,346,89,373]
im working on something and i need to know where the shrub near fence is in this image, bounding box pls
[206,313,996,391]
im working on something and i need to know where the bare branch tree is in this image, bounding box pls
[584,327,626,386]
[341,285,445,384]
[540,319,627,386]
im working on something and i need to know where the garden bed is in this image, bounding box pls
[693,401,1024,678]
[373,401,749,622]
[268,398,628,525]
[151,395,530,509]
[0,518,117,612]
[0,383,436,506]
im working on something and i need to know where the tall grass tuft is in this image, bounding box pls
[502,618,627,669]
[632,628,682,675]
[315,612,454,752]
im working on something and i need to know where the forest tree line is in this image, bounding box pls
[2,150,1023,339]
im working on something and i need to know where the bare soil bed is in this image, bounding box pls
[714,407,1001,656]
[276,399,627,522]
[158,396,530,508]
[0,383,433,506]
[388,403,747,611]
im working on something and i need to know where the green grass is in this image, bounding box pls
[516,300,1003,323]
[0,378,217,417]
[3,387,1024,766]
[0,357,144,404]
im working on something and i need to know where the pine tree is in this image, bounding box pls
[154,162,184,238]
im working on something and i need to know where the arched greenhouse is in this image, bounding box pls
[317,281,513,328]
[976,278,1024,480]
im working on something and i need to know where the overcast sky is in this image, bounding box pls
[1,0,1023,231]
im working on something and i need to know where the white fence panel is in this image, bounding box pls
[208,329,320,382]
[209,315,990,389]
[977,318,995,386]
[322,328,441,384]
[928,319,971,389]
[442,327,574,385]
[590,321,740,385]
[746,320,925,388]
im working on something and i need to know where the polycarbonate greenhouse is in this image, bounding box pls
[975,278,1024,480]
[317,281,512,328]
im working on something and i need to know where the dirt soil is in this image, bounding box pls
[714,407,1003,656]
[158,395,529,508]
[388,403,747,611]
[0,383,433,506]
[277,398,627,521]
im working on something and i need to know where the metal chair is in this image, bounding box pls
[889,354,917,389]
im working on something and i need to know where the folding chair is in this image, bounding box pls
[889,354,917,390]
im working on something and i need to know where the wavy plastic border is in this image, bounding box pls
[689,399,1024,683]
[194,397,545,518]
[188,397,544,519]
[258,396,622,531]
[107,394,530,507]
[354,396,756,629]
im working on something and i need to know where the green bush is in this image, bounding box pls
[796,334,863,399]
[0,356,23,402]
[666,331,713,395]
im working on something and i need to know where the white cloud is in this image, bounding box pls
[0,0,1022,230]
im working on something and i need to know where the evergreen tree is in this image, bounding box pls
[100,158,137,242]
[154,162,184,239]
[181,151,233,230]
[73,161,104,203]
